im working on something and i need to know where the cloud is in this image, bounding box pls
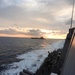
[0,0,74,10]
[0,0,39,9]
[51,31,67,35]
[0,0,9,7]
[0,27,68,39]
[25,29,46,37]
[37,0,75,6]
[0,5,27,20]
[31,17,49,23]
[0,27,18,34]
[65,18,75,27]
[0,0,75,38]
[66,0,75,5]
[0,27,46,37]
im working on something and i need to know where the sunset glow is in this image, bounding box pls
[0,27,67,39]
[45,34,66,39]
[0,0,75,39]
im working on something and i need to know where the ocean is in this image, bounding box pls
[0,37,64,75]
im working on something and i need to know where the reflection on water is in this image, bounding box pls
[0,37,60,66]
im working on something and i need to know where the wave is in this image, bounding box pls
[0,40,65,75]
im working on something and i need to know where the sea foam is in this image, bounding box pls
[0,40,65,75]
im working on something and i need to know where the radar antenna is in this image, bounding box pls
[70,0,75,28]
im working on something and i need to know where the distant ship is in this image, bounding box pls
[31,37,44,39]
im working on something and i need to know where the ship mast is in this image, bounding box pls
[70,0,75,28]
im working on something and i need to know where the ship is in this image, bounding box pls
[31,37,44,39]
[20,0,75,75]
[20,28,75,75]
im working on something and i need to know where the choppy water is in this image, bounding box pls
[0,37,60,66]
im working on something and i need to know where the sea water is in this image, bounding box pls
[0,37,64,75]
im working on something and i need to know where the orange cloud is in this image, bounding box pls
[0,33,32,38]
[0,27,67,39]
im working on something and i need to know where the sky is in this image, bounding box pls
[0,0,75,39]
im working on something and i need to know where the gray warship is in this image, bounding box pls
[20,0,75,74]
[20,27,75,75]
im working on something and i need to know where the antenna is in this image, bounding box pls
[70,0,75,28]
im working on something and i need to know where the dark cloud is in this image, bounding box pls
[25,29,46,37]
[0,28,17,34]
[0,28,46,37]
